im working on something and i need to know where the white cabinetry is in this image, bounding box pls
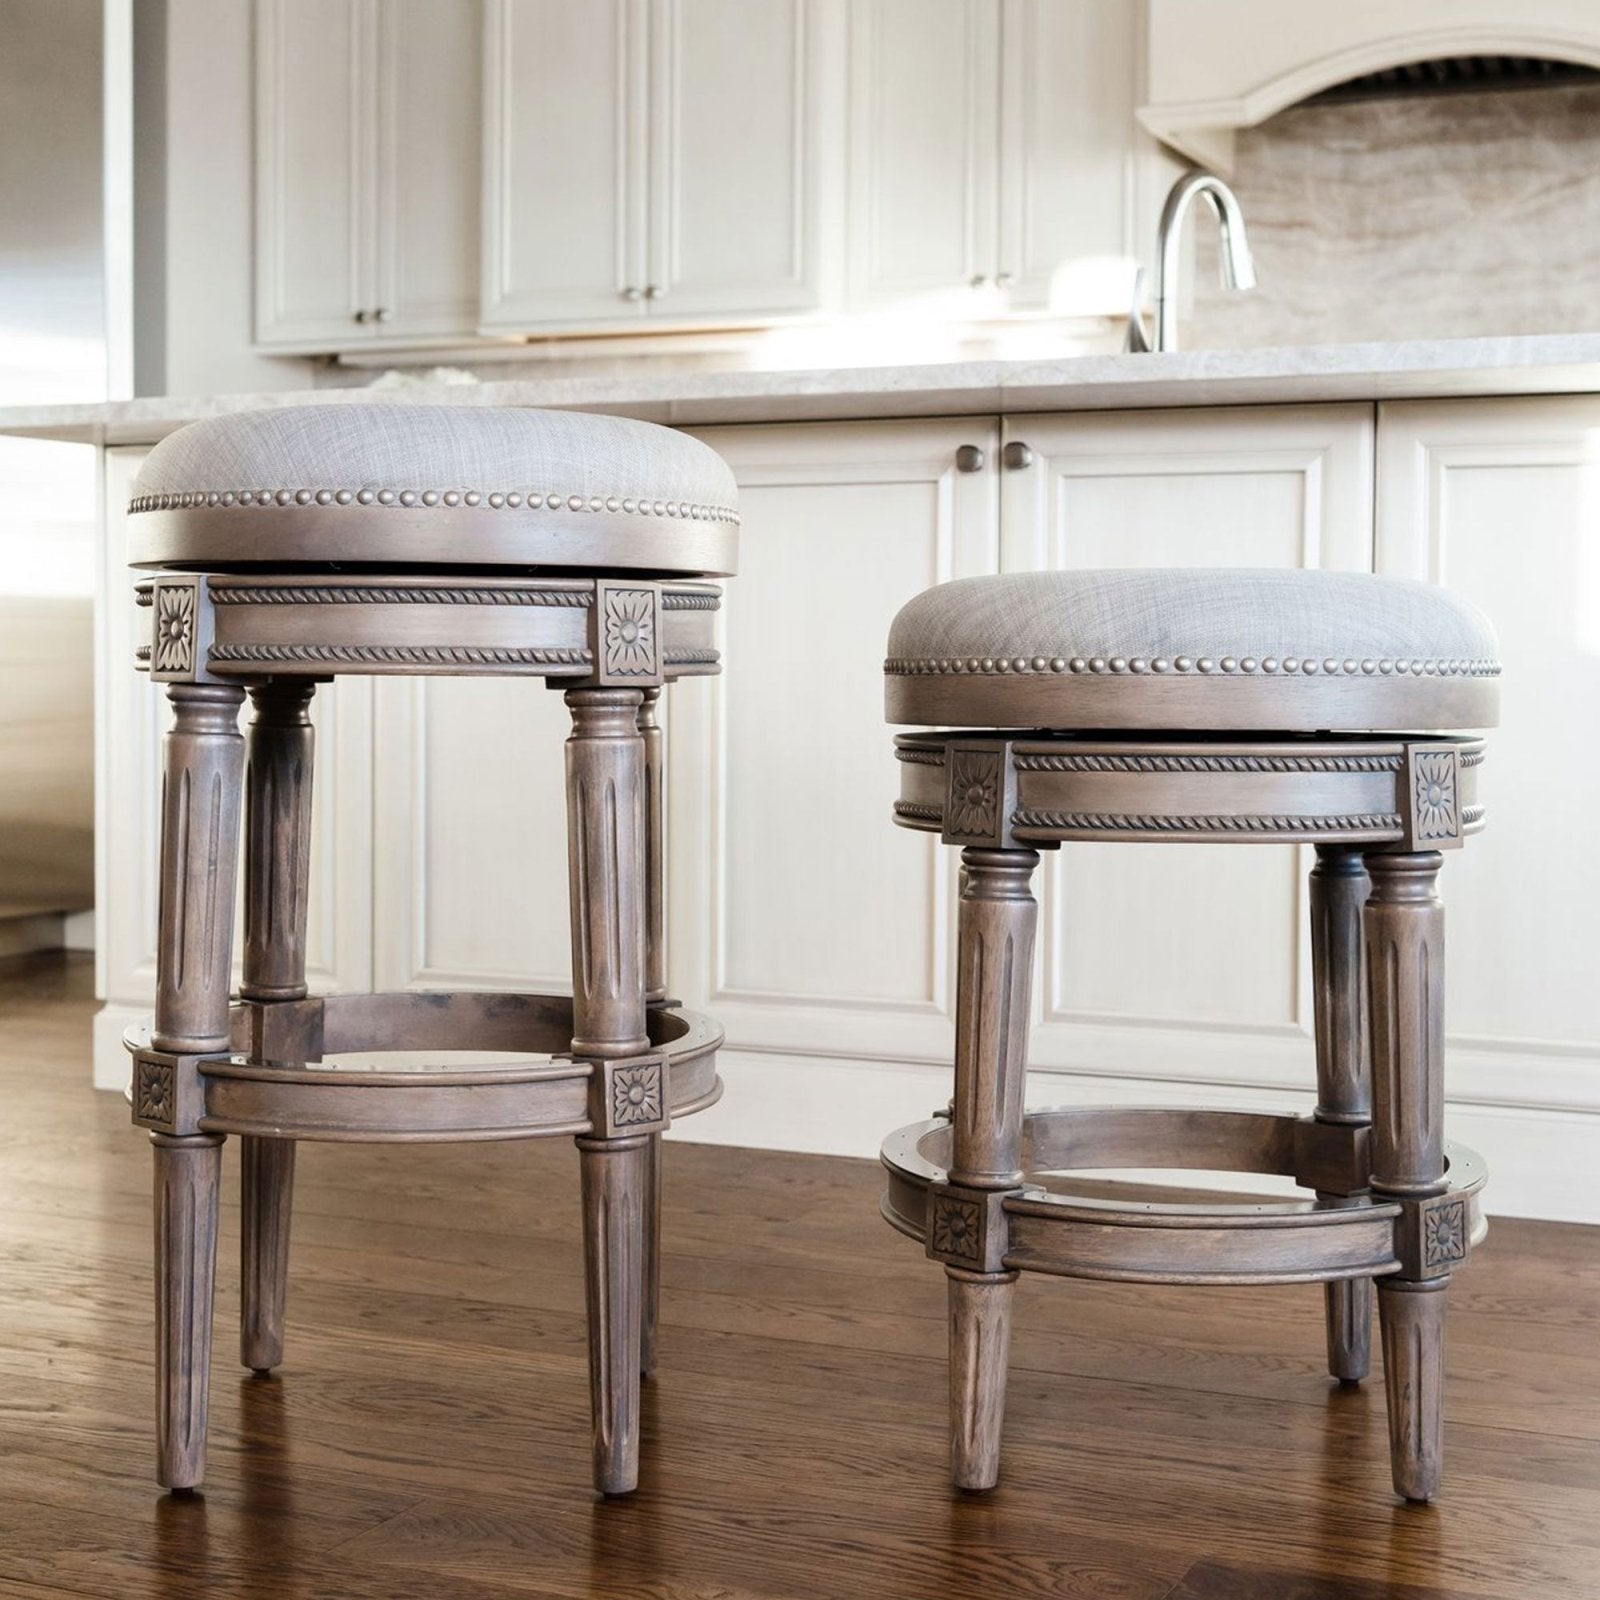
[255,0,481,349]
[91,400,1600,1218]
[996,404,1374,1087]
[1376,398,1600,1218]
[481,0,831,331]
[846,0,1149,316]
[671,419,1001,1065]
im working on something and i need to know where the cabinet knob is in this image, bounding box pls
[374,307,391,324]
[955,444,986,473]
[969,274,990,290]
[996,272,1014,288]
[621,287,643,303]
[643,284,662,300]
[1001,441,1034,471]
[353,309,370,324]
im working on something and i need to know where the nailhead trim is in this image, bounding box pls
[128,488,740,527]
[884,654,1500,679]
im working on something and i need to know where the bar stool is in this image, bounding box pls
[126,404,736,1495]
[877,567,1498,1504]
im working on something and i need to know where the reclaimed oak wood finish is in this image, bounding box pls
[943,847,1038,1490]
[884,732,1488,1504]
[130,566,725,1498]
[1310,845,1374,1386]
[239,680,317,1376]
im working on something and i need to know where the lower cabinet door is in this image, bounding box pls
[1376,397,1600,1202]
[672,418,1000,1069]
[995,404,1377,1092]
[370,676,574,992]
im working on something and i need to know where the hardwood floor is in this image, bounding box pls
[2,952,1598,1599]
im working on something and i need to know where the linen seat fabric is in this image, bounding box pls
[128,404,740,577]
[884,568,1499,732]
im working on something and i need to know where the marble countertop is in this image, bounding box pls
[4,334,1600,444]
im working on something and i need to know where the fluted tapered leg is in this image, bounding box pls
[638,688,664,1379]
[640,1132,662,1378]
[1365,850,1449,1502]
[154,1132,225,1490]
[152,682,245,1491]
[946,847,1038,1492]
[239,681,316,1374]
[240,1138,295,1374]
[1310,846,1373,1384]
[566,688,650,1495]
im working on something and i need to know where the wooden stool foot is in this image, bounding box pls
[641,1131,662,1378]
[154,1132,224,1491]
[1325,1276,1372,1384]
[1379,1277,1448,1503]
[580,1134,648,1496]
[241,1136,296,1373]
[948,1268,1016,1492]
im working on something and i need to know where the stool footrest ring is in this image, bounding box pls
[125,990,722,1143]
[881,1108,1486,1288]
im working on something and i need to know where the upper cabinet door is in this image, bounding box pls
[997,0,1145,316]
[374,0,482,340]
[644,0,831,321]
[256,0,481,350]
[481,0,649,330]
[255,0,376,346]
[845,0,1000,313]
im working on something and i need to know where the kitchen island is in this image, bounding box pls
[7,333,1597,1222]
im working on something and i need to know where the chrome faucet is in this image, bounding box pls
[1127,168,1257,353]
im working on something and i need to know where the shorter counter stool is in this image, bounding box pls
[125,404,737,1495]
[878,568,1499,1504]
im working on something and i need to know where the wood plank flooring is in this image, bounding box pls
[2,952,1598,1599]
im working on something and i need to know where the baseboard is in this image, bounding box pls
[675,1049,1600,1226]
[0,913,68,958]
[88,1010,1600,1225]
[92,1001,143,1091]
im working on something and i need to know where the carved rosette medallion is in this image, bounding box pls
[943,746,1008,847]
[594,583,662,685]
[595,1053,669,1137]
[1422,1195,1469,1272]
[930,1191,983,1264]
[150,580,199,680]
[1404,746,1462,848]
[134,1058,175,1128]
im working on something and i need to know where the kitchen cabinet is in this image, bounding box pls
[481,0,832,332]
[846,0,1150,317]
[96,400,1600,1225]
[1375,397,1600,1196]
[995,404,1374,1090]
[670,418,1001,1066]
[254,0,481,350]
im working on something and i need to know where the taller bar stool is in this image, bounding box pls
[126,404,737,1494]
[878,567,1498,1503]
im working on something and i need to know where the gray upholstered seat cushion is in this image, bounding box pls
[129,404,739,576]
[885,568,1499,733]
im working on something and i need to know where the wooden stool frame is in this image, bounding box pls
[881,730,1488,1503]
[130,571,724,1495]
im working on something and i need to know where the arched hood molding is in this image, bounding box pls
[1139,3,1600,170]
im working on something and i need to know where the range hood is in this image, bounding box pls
[1139,0,1600,170]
